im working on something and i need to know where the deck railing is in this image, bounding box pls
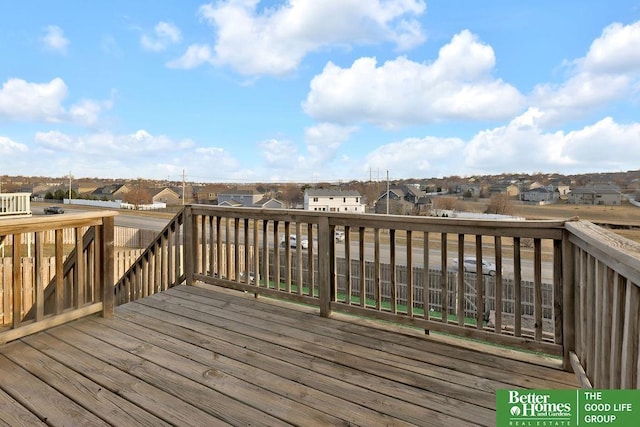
[177,204,639,388]
[113,208,185,304]
[0,211,116,344]
[0,193,31,218]
[2,204,639,389]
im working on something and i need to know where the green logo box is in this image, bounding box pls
[496,389,639,426]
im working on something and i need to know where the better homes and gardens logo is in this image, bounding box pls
[497,390,639,426]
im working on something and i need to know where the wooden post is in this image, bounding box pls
[318,216,332,317]
[184,206,194,286]
[562,230,576,371]
[12,234,22,328]
[101,216,115,318]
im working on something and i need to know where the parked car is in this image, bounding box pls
[335,231,345,242]
[280,235,309,249]
[44,206,64,215]
[452,257,498,276]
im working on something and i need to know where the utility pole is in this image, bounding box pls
[182,169,186,205]
[386,170,390,215]
[68,171,72,201]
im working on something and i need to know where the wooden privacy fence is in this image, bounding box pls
[1,226,157,249]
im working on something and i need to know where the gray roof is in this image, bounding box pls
[305,189,361,197]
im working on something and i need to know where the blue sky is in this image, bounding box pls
[1,1,639,183]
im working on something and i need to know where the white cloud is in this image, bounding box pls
[0,78,109,125]
[530,20,640,126]
[34,129,177,156]
[305,123,357,164]
[303,30,524,127]
[42,25,69,54]
[141,21,182,52]
[365,136,465,178]
[463,110,640,174]
[166,44,212,69]
[259,138,300,167]
[0,136,28,155]
[0,78,67,122]
[27,129,248,181]
[582,21,640,74]
[180,0,426,75]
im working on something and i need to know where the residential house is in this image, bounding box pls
[304,189,364,213]
[254,197,284,209]
[91,184,130,201]
[489,182,520,197]
[218,187,284,209]
[568,186,622,205]
[520,187,559,204]
[374,184,431,214]
[218,188,264,207]
[151,187,181,206]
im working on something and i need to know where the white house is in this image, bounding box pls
[304,189,364,213]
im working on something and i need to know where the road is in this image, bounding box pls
[33,204,170,232]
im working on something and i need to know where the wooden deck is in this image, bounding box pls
[0,284,579,426]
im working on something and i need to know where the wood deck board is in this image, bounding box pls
[0,284,580,426]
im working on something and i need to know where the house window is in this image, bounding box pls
[313,197,318,202]
[329,197,333,200]
[343,197,346,203]
[356,197,359,203]
[355,207,358,211]
[344,207,347,211]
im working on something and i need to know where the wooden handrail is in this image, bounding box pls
[0,211,116,344]
[113,207,185,304]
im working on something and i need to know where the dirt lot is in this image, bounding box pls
[460,199,640,243]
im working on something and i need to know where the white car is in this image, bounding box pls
[452,257,498,276]
[335,231,345,242]
[280,235,309,249]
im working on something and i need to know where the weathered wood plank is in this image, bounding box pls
[0,386,47,426]
[49,322,282,426]
[23,332,230,427]
[128,291,491,425]
[1,340,171,427]
[0,352,108,426]
[70,317,344,426]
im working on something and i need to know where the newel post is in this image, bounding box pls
[318,216,334,317]
[184,206,195,286]
[562,228,576,371]
[101,215,115,318]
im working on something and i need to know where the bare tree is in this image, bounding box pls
[432,196,460,210]
[123,184,152,209]
[485,193,514,215]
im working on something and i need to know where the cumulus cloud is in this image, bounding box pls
[365,136,465,178]
[173,0,426,75]
[166,44,212,69]
[303,30,524,127]
[25,129,244,180]
[0,78,67,122]
[530,20,640,126]
[42,25,69,54]
[0,78,109,125]
[0,136,28,155]
[34,129,178,156]
[141,21,182,52]
[305,123,357,164]
[463,110,640,174]
[259,138,300,167]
